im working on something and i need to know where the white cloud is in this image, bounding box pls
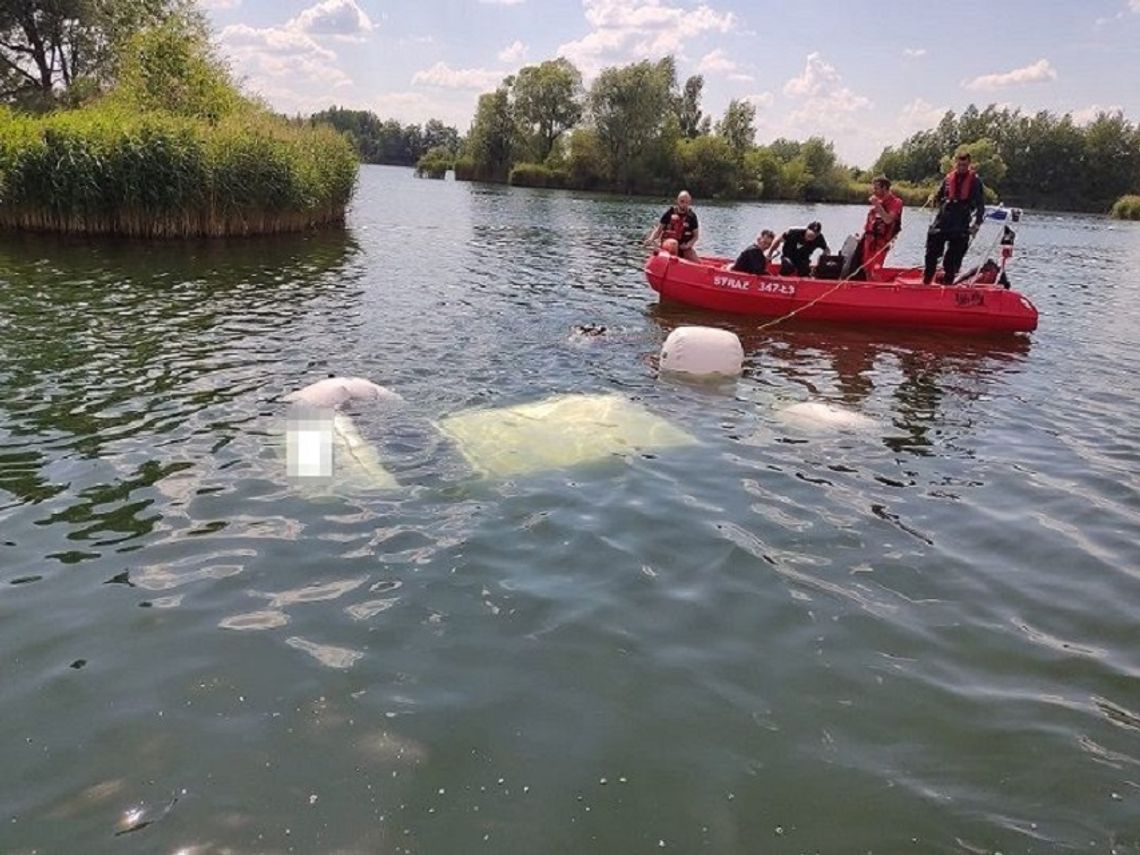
[199,0,241,8]
[221,23,335,59]
[964,58,1056,91]
[556,0,735,78]
[782,53,871,122]
[1131,0,1140,11]
[498,40,528,62]
[219,23,353,100]
[902,47,926,58]
[898,97,947,132]
[752,54,875,163]
[479,0,525,4]
[1072,104,1124,124]
[412,61,506,90]
[696,48,738,75]
[783,52,840,97]
[287,0,374,36]
[727,72,754,83]
[788,88,870,125]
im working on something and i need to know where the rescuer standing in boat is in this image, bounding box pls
[860,175,903,280]
[924,151,986,285]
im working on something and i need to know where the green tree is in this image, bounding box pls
[588,57,677,191]
[767,138,803,162]
[777,158,812,200]
[112,17,241,120]
[675,74,707,139]
[1,0,190,109]
[744,147,782,198]
[466,85,517,181]
[873,129,944,183]
[565,127,606,190]
[415,146,453,179]
[939,138,1007,186]
[511,58,583,163]
[674,135,738,197]
[800,136,846,200]
[715,98,755,159]
[1082,111,1140,210]
[423,118,460,155]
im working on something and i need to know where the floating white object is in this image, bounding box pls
[331,413,400,490]
[436,393,696,478]
[659,326,744,378]
[777,401,877,432]
[284,376,402,409]
[284,376,402,490]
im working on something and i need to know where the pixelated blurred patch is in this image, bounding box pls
[435,393,696,478]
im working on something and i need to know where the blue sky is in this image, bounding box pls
[201,0,1140,167]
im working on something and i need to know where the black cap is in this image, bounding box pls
[807,221,822,233]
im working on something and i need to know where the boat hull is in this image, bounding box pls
[644,253,1038,333]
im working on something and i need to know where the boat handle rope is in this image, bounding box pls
[746,233,900,332]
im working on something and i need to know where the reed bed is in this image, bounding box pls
[1110,194,1140,220]
[0,107,358,237]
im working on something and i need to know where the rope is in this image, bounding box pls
[744,192,939,331]
[748,234,898,332]
[639,190,1010,331]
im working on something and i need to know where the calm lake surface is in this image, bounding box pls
[2,164,1139,854]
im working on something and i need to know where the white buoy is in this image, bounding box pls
[659,326,743,378]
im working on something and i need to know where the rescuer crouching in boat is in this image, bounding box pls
[770,221,828,276]
[728,229,776,274]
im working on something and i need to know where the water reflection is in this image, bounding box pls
[4,170,1139,854]
[0,230,362,559]
[646,304,1031,454]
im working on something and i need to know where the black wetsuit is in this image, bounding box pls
[924,170,985,284]
[779,228,828,276]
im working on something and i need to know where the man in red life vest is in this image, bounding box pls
[923,150,985,284]
[859,175,903,281]
[644,190,700,260]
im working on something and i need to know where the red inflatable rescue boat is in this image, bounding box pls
[644,253,1038,333]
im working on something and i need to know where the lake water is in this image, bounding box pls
[2,164,1139,854]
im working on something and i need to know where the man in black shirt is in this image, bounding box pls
[644,190,700,260]
[924,150,986,284]
[730,229,775,275]
[771,221,828,276]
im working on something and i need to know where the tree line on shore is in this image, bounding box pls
[4,2,1138,224]
[314,55,1140,218]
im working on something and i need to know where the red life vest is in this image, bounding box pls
[865,192,902,240]
[663,208,689,242]
[946,168,975,201]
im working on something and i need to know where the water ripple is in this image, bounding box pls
[3,169,1140,854]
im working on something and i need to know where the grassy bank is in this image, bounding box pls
[0,106,357,237]
[1110,195,1140,220]
[457,165,944,207]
